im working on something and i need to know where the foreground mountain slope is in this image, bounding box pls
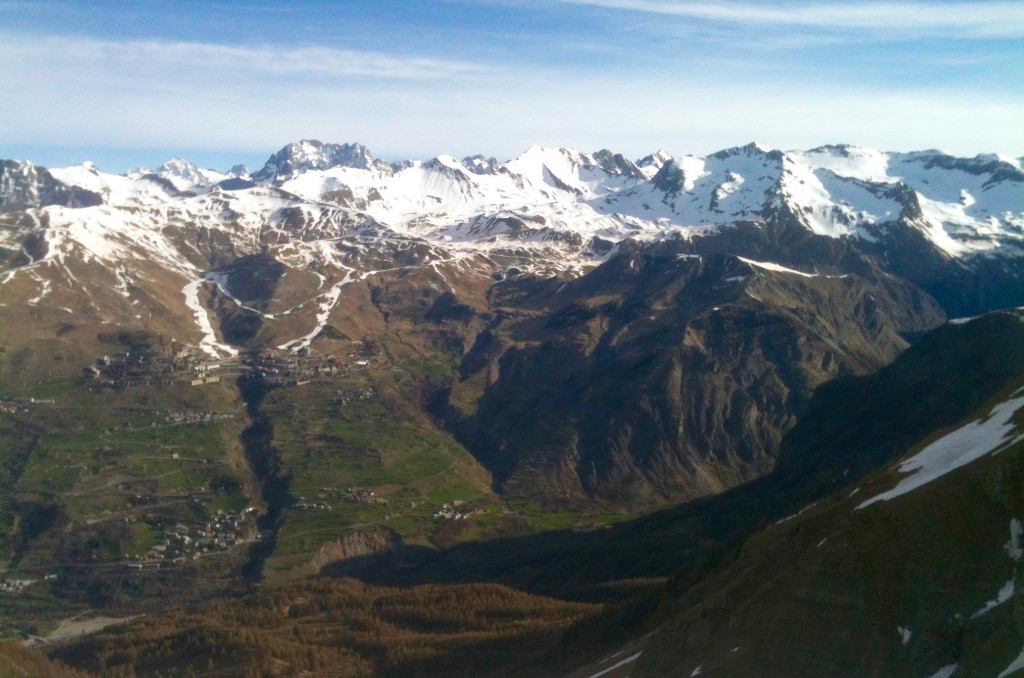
[615,311,1024,677]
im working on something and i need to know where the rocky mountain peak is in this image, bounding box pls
[252,139,391,183]
[158,157,207,185]
[592,149,645,179]
[711,141,778,161]
[650,158,685,195]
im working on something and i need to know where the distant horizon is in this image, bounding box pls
[3,138,1024,176]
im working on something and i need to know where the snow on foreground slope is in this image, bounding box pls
[1,140,1023,352]
[859,357,1024,508]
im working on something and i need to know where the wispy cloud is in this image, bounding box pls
[0,34,487,83]
[553,0,1024,38]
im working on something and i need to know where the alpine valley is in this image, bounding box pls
[2,139,1024,677]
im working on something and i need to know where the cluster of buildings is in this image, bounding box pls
[0,574,55,594]
[0,395,54,413]
[125,508,256,569]
[316,487,388,505]
[244,349,341,386]
[290,499,331,511]
[335,387,376,406]
[2,577,39,593]
[160,410,235,426]
[86,345,239,389]
[432,500,484,521]
[83,339,380,391]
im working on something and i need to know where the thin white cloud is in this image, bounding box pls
[0,33,487,82]
[553,0,1024,38]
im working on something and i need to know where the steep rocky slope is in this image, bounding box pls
[438,240,943,505]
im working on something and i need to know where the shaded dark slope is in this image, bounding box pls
[634,436,1024,677]
[351,311,1024,600]
[211,253,286,347]
[439,241,944,507]
[773,311,1024,493]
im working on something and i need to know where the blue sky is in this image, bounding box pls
[1,0,1022,172]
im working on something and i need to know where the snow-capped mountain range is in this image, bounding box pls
[21,139,1024,258]
[1,139,1023,357]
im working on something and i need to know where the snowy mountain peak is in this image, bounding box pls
[637,150,673,177]
[0,158,103,211]
[160,156,200,176]
[5,141,1021,313]
[907,151,1024,184]
[711,142,778,160]
[426,154,467,170]
[155,157,230,191]
[252,139,391,183]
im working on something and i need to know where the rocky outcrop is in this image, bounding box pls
[314,528,405,575]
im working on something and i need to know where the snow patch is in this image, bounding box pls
[970,578,1014,619]
[586,651,642,678]
[738,257,817,278]
[1006,518,1023,561]
[858,391,1024,509]
[927,665,958,678]
[182,279,238,358]
[775,501,819,525]
[26,276,50,305]
[278,270,356,352]
[948,315,979,325]
[999,647,1024,678]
